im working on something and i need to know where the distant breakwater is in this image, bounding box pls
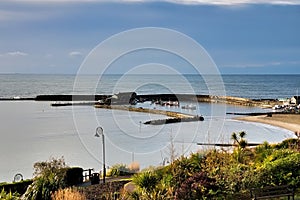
[0,93,279,108]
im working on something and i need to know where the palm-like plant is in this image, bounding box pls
[231,131,248,163]
[231,131,247,149]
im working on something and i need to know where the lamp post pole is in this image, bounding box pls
[95,127,106,184]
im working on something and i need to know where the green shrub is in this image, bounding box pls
[274,138,298,150]
[0,188,20,200]
[174,172,218,200]
[131,170,172,200]
[107,164,134,177]
[0,180,32,196]
[254,142,274,164]
[256,150,300,187]
[169,153,203,190]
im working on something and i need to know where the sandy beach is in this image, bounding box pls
[235,114,300,133]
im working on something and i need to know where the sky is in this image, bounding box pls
[0,0,299,74]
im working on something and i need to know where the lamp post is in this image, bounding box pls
[95,126,106,183]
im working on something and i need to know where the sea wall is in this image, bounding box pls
[1,93,279,108]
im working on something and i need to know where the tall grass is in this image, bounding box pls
[51,188,86,200]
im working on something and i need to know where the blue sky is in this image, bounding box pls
[0,0,299,74]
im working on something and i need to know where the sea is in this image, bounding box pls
[0,74,299,182]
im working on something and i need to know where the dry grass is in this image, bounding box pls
[128,161,140,173]
[51,188,86,200]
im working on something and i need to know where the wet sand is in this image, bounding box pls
[235,114,300,133]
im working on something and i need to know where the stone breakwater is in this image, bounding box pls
[94,105,204,125]
[0,93,279,108]
[34,94,278,108]
[94,104,193,118]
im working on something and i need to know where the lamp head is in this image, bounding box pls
[95,126,103,137]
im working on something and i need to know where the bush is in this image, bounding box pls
[174,172,218,200]
[256,150,300,187]
[254,142,274,164]
[169,153,203,190]
[0,188,20,200]
[274,138,298,150]
[107,164,134,177]
[0,179,32,196]
[133,171,158,192]
[65,167,83,186]
[22,157,68,200]
[131,170,172,200]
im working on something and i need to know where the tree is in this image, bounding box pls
[231,131,247,149]
[231,131,248,163]
[22,157,68,200]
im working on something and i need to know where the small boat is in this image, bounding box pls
[181,104,197,110]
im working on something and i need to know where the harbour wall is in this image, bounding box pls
[0,93,279,107]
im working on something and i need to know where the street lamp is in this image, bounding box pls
[95,126,106,183]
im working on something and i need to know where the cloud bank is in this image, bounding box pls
[0,51,28,57]
[69,51,83,57]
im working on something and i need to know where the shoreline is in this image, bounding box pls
[235,114,300,133]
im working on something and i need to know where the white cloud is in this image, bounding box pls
[69,51,83,57]
[4,0,300,5]
[0,51,28,57]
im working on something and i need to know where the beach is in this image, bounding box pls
[235,114,300,133]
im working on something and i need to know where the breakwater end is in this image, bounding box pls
[36,94,109,102]
[0,97,35,101]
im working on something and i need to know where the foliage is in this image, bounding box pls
[133,171,158,193]
[201,149,253,195]
[231,131,249,163]
[19,134,300,200]
[126,153,204,199]
[168,153,203,190]
[107,163,135,177]
[0,180,33,196]
[65,168,83,186]
[0,188,20,200]
[51,187,86,200]
[174,172,218,200]
[129,168,173,200]
[255,150,300,187]
[22,157,68,200]
[254,142,274,164]
[32,157,67,178]
[231,131,247,149]
[274,138,299,150]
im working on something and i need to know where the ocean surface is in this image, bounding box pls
[0,74,299,99]
[0,74,299,182]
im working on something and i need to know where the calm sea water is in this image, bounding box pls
[0,74,299,99]
[0,74,298,182]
